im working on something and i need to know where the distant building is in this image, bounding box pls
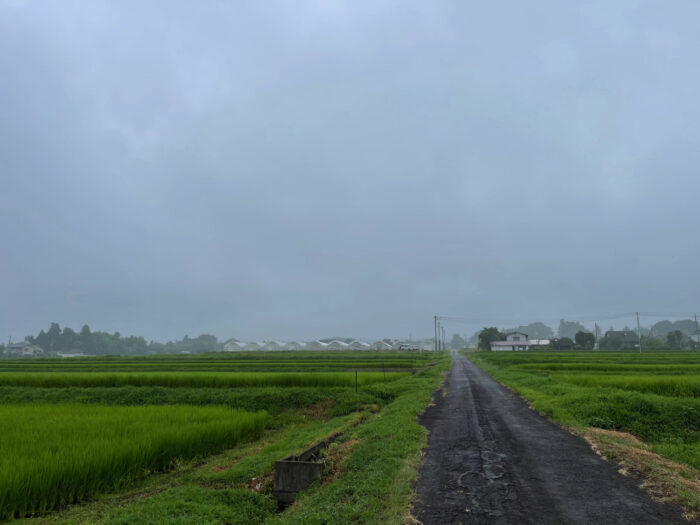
[326,340,350,350]
[420,340,434,351]
[283,341,304,350]
[491,332,529,351]
[223,340,246,351]
[304,341,329,350]
[348,341,370,350]
[5,342,44,357]
[370,341,392,351]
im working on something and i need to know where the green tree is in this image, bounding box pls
[557,319,587,339]
[46,323,61,353]
[508,322,554,339]
[666,330,685,349]
[478,327,505,350]
[574,331,595,350]
[450,333,467,350]
[79,325,92,352]
[641,336,664,350]
[61,327,77,352]
[551,337,574,350]
[599,336,622,350]
[34,330,49,351]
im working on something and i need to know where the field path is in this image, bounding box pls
[413,351,689,525]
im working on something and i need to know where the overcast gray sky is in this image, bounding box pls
[2,1,699,342]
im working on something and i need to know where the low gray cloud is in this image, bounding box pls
[2,1,699,341]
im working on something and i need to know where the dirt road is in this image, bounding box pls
[413,352,688,525]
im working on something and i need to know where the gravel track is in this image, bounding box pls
[413,352,689,525]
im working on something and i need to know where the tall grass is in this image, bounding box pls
[0,351,434,373]
[555,374,700,397]
[0,371,407,388]
[0,404,267,520]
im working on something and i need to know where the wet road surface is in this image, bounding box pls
[413,352,689,525]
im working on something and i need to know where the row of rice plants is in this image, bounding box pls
[513,363,700,373]
[486,352,700,367]
[554,374,700,397]
[0,360,425,373]
[0,350,435,365]
[0,404,267,520]
[0,371,408,388]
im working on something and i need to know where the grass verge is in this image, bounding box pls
[583,428,700,522]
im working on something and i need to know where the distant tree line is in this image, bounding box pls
[23,323,221,356]
[472,318,699,351]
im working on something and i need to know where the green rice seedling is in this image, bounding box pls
[555,374,700,397]
[0,371,408,389]
[0,404,267,520]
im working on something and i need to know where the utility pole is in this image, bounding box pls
[694,313,700,347]
[434,316,438,352]
[441,325,446,352]
[437,320,442,351]
[636,312,642,353]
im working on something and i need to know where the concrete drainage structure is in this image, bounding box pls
[273,433,341,507]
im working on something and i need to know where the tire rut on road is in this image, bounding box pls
[413,352,689,525]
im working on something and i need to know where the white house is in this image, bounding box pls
[5,342,44,357]
[420,340,435,351]
[491,332,530,351]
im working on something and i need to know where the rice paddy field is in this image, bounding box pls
[0,350,448,523]
[0,371,407,388]
[0,405,267,520]
[468,352,700,470]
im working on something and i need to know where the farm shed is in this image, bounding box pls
[348,341,370,350]
[304,341,329,350]
[326,340,350,350]
[223,340,246,352]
